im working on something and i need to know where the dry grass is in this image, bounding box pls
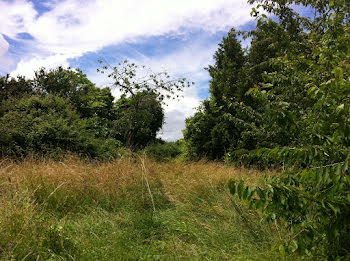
[0,156,289,260]
[0,156,276,213]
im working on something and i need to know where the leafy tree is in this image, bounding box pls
[98,60,191,103]
[112,91,164,148]
[33,66,94,97]
[0,68,121,158]
[33,67,118,140]
[0,74,34,105]
[183,0,328,162]
[184,30,265,160]
[229,0,350,259]
[98,60,192,149]
[206,29,246,106]
[0,95,87,156]
[184,99,263,159]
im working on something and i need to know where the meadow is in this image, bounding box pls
[0,156,297,260]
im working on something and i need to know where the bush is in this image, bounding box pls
[144,141,183,161]
[0,95,121,159]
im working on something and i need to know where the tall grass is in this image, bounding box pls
[0,156,298,260]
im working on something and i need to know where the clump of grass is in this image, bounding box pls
[0,177,77,260]
[0,156,298,260]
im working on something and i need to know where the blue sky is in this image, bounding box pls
[0,0,260,140]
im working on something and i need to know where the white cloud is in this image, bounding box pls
[0,0,37,39]
[10,53,72,78]
[28,0,252,54]
[0,34,14,74]
[0,35,9,56]
[2,0,253,76]
[160,86,201,141]
[134,40,217,81]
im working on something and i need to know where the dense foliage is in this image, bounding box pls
[183,29,265,160]
[0,63,189,158]
[0,69,119,158]
[183,0,349,259]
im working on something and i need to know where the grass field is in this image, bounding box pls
[0,156,298,260]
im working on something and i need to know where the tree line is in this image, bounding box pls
[0,62,190,158]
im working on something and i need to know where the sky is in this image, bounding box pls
[0,0,259,141]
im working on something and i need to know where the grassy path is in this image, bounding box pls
[0,157,296,260]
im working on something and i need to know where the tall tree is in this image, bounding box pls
[207,29,246,106]
[184,30,266,160]
[112,91,163,148]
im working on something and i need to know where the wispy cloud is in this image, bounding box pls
[0,34,13,74]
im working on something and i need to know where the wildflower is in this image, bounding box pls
[8,243,13,248]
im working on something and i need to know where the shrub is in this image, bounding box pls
[0,95,121,159]
[144,141,183,161]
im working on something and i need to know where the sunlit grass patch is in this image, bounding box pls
[0,156,295,260]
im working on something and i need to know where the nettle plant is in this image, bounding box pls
[230,0,350,259]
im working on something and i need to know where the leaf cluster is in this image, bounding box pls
[226,0,350,259]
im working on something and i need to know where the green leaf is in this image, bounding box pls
[228,180,236,195]
[328,203,339,214]
[278,244,286,256]
[334,67,344,84]
[336,164,342,176]
[256,187,266,201]
[243,186,249,200]
[237,181,244,199]
[336,104,344,114]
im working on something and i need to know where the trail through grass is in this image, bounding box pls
[0,157,297,260]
